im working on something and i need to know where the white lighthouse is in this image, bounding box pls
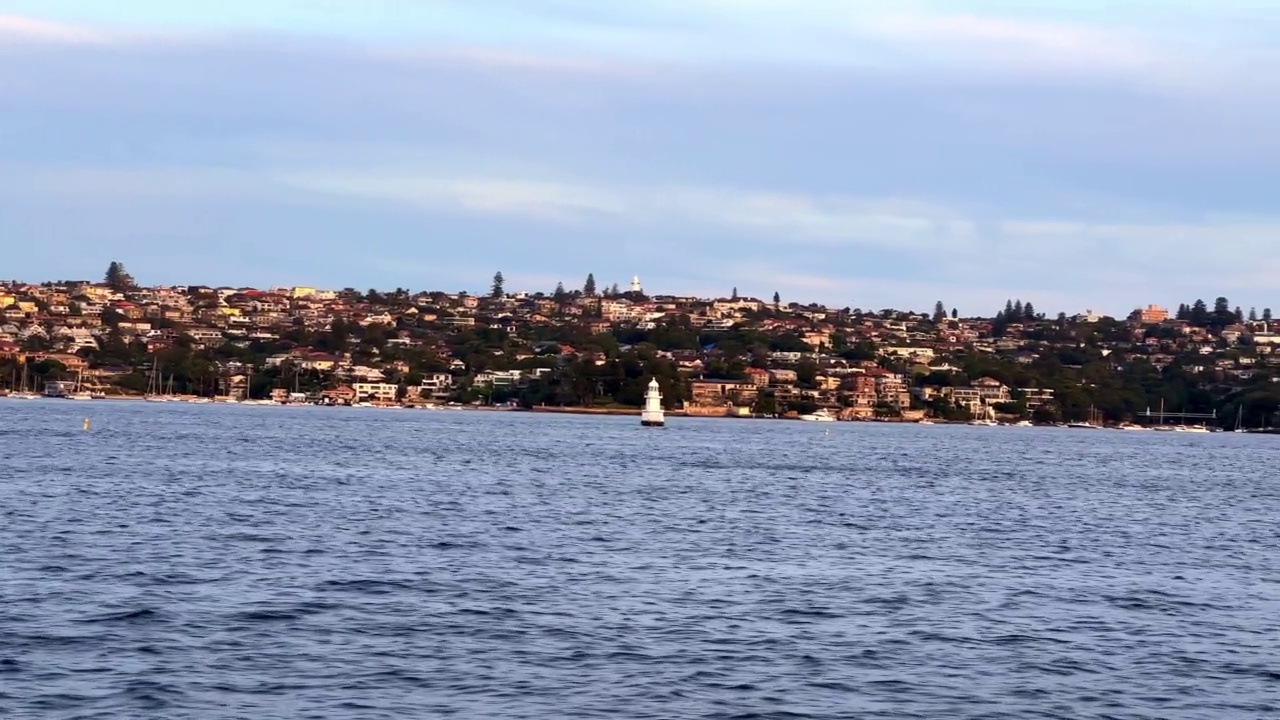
[641,377,664,427]
[630,275,642,294]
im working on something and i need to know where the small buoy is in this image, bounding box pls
[83,418,90,432]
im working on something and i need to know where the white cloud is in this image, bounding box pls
[0,14,108,44]
[278,172,627,222]
[276,170,981,251]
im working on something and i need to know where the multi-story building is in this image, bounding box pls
[1138,304,1169,324]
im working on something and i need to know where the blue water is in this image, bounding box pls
[2,401,1279,719]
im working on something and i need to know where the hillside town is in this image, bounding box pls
[2,264,1279,428]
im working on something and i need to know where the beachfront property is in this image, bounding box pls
[0,276,1276,424]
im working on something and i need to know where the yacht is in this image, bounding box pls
[917,418,935,425]
[1012,420,1034,427]
[1067,405,1103,429]
[799,408,836,422]
[65,370,93,400]
[11,363,41,399]
[968,418,998,426]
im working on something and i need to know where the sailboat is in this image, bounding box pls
[13,361,41,399]
[1233,406,1247,433]
[66,369,92,400]
[1067,405,1102,429]
[144,362,167,401]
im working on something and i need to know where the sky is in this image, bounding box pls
[2,1,1278,316]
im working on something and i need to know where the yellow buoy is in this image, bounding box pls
[83,417,90,432]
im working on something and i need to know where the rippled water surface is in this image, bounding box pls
[3,401,1280,719]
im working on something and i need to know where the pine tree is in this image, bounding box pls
[1265,308,1274,322]
[1013,300,1024,319]
[104,261,134,292]
[1190,299,1209,326]
[609,283,620,296]
[1003,299,1015,319]
[1249,307,1258,322]
[950,308,958,320]
[1176,303,1190,321]
[490,271,505,299]
[1023,301,1036,320]
[583,273,596,295]
[1234,306,1244,323]
[772,291,781,310]
[933,301,946,323]
[553,282,567,303]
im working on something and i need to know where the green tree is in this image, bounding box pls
[796,358,819,388]
[951,308,958,319]
[104,261,134,292]
[933,301,946,323]
[491,271,505,299]
[1211,296,1231,327]
[1249,307,1258,322]
[1265,308,1274,322]
[1190,299,1209,326]
[772,291,781,310]
[731,287,739,300]
[1023,301,1036,320]
[583,273,596,295]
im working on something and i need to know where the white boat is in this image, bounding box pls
[1068,405,1103,429]
[799,408,836,422]
[1012,420,1033,427]
[1178,424,1211,433]
[1117,423,1147,431]
[641,378,665,427]
[12,362,40,398]
[65,369,92,400]
[968,418,998,426]
[917,418,935,425]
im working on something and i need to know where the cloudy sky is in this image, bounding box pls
[2,1,1277,315]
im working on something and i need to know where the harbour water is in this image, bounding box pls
[2,401,1279,719]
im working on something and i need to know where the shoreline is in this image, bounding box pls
[8,396,1272,432]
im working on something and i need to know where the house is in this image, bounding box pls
[353,382,399,403]
[972,377,1012,404]
[690,379,753,406]
[321,386,357,405]
[33,352,88,372]
[1019,388,1056,410]
[418,372,454,401]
